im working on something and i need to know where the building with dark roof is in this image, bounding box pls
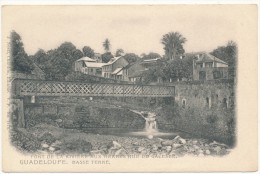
[190,52,229,80]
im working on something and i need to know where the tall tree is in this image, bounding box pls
[210,40,237,79]
[122,53,141,63]
[32,49,48,69]
[82,46,95,58]
[161,32,187,60]
[143,60,166,84]
[72,49,84,60]
[10,31,34,73]
[103,39,111,52]
[101,52,114,63]
[163,58,186,81]
[115,49,124,57]
[32,42,84,80]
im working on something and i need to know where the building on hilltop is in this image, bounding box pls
[111,61,145,82]
[102,56,129,80]
[74,56,107,76]
[125,58,164,83]
[140,57,162,70]
[189,52,229,81]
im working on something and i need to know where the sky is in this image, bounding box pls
[6,5,240,56]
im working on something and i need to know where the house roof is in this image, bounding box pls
[186,52,228,65]
[76,56,96,62]
[142,58,161,62]
[140,58,162,65]
[84,62,107,68]
[111,68,123,75]
[128,69,149,78]
[105,56,123,65]
[121,61,140,70]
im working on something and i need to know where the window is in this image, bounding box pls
[206,97,209,108]
[96,69,102,75]
[197,63,203,68]
[223,98,228,108]
[213,71,223,79]
[90,68,93,72]
[82,61,86,67]
[205,62,213,67]
[182,99,186,108]
[199,71,206,80]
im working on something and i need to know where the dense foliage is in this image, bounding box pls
[82,46,95,58]
[10,31,34,73]
[161,32,187,60]
[103,38,111,52]
[211,41,237,79]
[141,52,161,60]
[31,42,84,80]
[115,49,124,57]
[101,52,114,63]
[122,53,141,63]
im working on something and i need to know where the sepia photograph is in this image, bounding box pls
[1,4,258,172]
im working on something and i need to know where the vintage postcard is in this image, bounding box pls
[1,5,258,172]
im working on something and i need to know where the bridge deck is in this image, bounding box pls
[12,79,175,97]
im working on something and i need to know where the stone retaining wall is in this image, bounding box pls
[158,80,236,145]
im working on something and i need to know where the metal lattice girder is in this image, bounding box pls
[20,81,37,94]
[114,85,123,95]
[123,85,133,96]
[38,82,52,94]
[66,83,90,95]
[134,86,142,95]
[52,83,66,93]
[102,84,113,95]
[91,83,103,95]
[12,79,175,97]
[143,86,152,95]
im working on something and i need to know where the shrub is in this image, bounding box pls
[26,114,59,128]
[11,129,41,152]
[206,114,218,124]
[59,139,92,154]
[38,132,56,145]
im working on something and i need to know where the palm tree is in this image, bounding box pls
[161,32,187,60]
[103,39,111,52]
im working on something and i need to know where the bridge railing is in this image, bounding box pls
[12,79,175,97]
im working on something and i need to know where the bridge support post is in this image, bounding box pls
[31,95,35,103]
[14,98,25,128]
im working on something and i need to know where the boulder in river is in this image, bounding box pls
[137,146,145,153]
[49,146,56,152]
[108,141,122,150]
[172,143,182,149]
[161,140,174,146]
[151,144,158,151]
[173,136,186,144]
[205,149,211,155]
[165,146,172,152]
[41,143,49,149]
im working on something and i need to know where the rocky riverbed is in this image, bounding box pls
[11,123,231,157]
